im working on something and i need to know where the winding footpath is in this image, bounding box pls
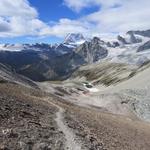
[55,104,82,150]
[45,99,83,150]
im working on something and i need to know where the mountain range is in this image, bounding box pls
[0,30,150,81]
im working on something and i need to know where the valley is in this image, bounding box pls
[1,29,150,149]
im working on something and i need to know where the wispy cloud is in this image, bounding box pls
[64,0,121,12]
[40,18,90,37]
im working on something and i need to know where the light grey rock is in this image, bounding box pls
[64,33,85,44]
[75,37,108,64]
[117,35,128,44]
[127,29,150,38]
[128,32,142,44]
[137,40,150,52]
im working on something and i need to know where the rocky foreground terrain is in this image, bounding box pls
[1,61,150,150]
[0,83,66,150]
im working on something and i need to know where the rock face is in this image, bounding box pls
[63,33,85,45]
[106,41,120,48]
[137,41,150,52]
[128,32,142,44]
[127,29,150,38]
[0,63,37,88]
[54,43,74,54]
[117,35,128,44]
[76,37,108,64]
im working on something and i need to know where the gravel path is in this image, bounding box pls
[45,99,83,150]
[55,105,82,150]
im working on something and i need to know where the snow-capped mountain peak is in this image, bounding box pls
[63,33,85,45]
[0,43,52,52]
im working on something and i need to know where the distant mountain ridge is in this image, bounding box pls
[127,29,150,38]
[0,30,150,81]
[63,33,85,45]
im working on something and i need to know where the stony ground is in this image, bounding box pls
[64,105,150,150]
[1,82,150,150]
[0,83,65,150]
[46,95,150,150]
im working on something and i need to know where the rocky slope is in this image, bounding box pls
[0,63,37,88]
[0,49,85,81]
[75,37,108,63]
[39,60,150,122]
[70,61,138,86]
[0,83,66,150]
[1,74,150,150]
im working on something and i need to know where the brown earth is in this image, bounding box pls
[1,82,150,150]
[0,83,65,150]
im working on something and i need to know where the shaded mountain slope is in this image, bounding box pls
[0,63,37,88]
[70,61,138,86]
[0,50,85,81]
[75,37,108,63]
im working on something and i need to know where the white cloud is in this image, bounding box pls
[0,0,37,18]
[0,0,50,37]
[64,0,150,36]
[0,0,90,38]
[0,0,89,38]
[40,18,89,37]
[0,0,150,39]
[64,0,122,12]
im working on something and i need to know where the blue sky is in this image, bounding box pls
[30,0,78,22]
[30,0,100,22]
[0,0,149,44]
[0,0,99,44]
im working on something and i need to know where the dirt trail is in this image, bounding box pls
[45,99,83,150]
